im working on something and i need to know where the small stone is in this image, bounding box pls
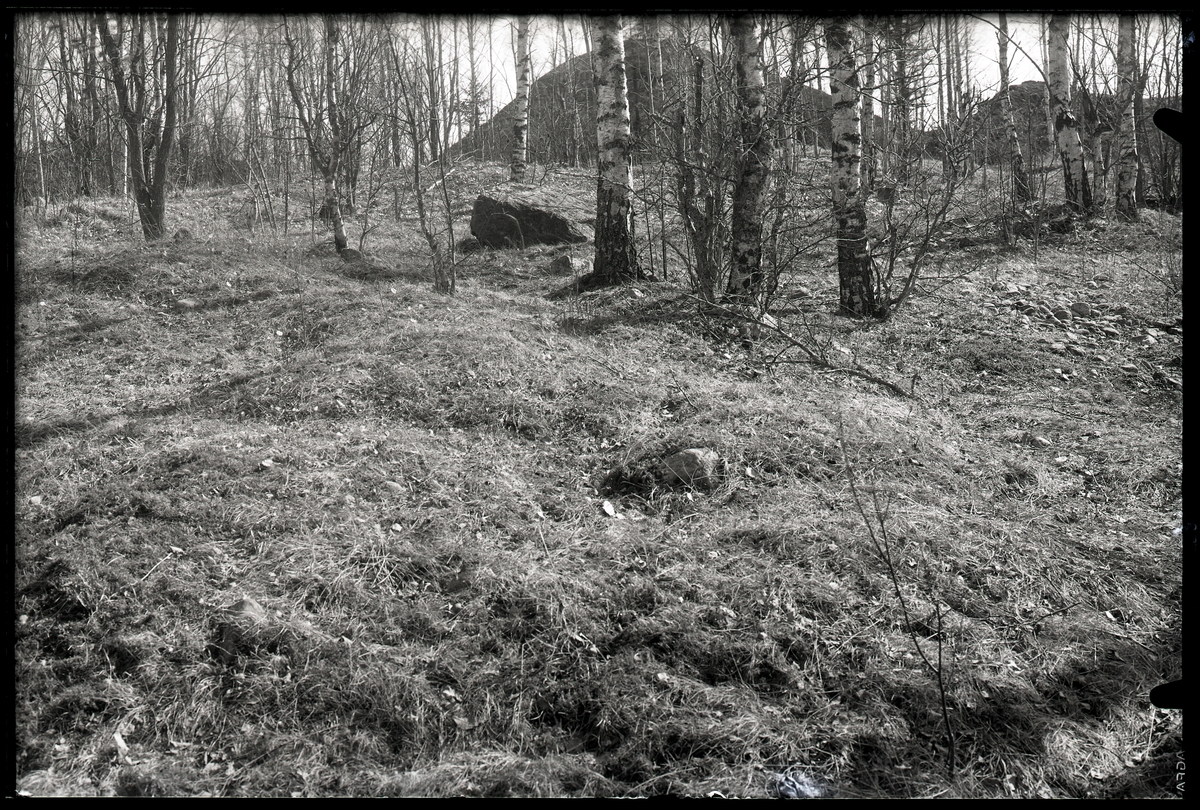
[549,254,589,275]
[661,448,721,490]
[212,596,281,663]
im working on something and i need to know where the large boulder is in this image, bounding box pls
[470,192,592,249]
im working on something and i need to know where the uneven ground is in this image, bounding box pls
[13,162,1182,798]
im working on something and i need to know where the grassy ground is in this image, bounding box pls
[13,162,1182,798]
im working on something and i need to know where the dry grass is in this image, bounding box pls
[14,163,1182,798]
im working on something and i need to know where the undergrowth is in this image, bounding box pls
[13,166,1182,798]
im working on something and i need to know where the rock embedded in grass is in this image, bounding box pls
[660,448,722,490]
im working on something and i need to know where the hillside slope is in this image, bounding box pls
[14,165,1182,798]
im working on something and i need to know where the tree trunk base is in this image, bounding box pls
[574,268,658,292]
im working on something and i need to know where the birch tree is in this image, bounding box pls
[725,14,772,304]
[886,17,915,186]
[1039,15,1055,154]
[589,15,641,285]
[996,13,1030,203]
[97,12,180,240]
[1114,15,1138,221]
[285,16,376,256]
[826,17,878,318]
[1048,14,1092,212]
[861,18,876,191]
[673,48,729,304]
[510,15,531,182]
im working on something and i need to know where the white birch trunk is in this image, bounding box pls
[591,15,640,284]
[1115,15,1138,221]
[725,15,771,304]
[1048,14,1091,212]
[862,19,875,191]
[827,17,877,317]
[510,16,531,182]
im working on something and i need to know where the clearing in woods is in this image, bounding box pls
[14,162,1182,798]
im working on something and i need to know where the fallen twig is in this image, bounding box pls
[683,293,917,400]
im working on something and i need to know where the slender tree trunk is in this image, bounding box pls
[28,42,48,206]
[322,17,348,251]
[779,20,804,174]
[890,18,913,185]
[423,18,446,163]
[937,16,948,174]
[674,54,724,304]
[1115,14,1138,221]
[1048,14,1091,212]
[725,14,772,304]
[1134,71,1148,205]
[862,18,876,192]
[285,17,349,253]
[97,13,179,240]
[58,15,82,197]
[466,16,482,160]
[444,21,459,160]
[878,39,891,179]
[827,17,877,318]
[1040,15,1055,154]
[590,15,641,285]
[82,19,106,195]
[150,15,179,230]
[510,16,531,181]
[176,16,199,189]
[997,13,1030,203]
